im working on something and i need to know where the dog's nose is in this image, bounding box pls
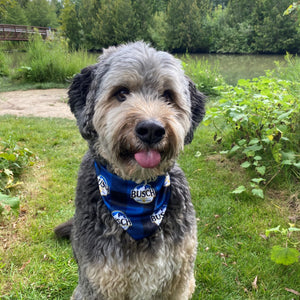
[135,120,165,145]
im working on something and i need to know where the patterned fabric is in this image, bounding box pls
[94,161,171,240]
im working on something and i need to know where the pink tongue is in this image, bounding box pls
[134,150,161,168]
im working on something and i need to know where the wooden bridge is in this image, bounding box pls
[0,24,56,41]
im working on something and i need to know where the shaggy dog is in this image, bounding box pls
[55,41,205,300]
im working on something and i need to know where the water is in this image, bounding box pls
[8,52,286,86]
[187,54,286,85]
[90,52,286,85]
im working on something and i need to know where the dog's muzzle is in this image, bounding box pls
[134,119,165,169]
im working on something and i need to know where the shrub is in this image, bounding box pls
[0,138,35,194]
[15,33,96,83]
[204,75,300,198]
[181,56,225,97]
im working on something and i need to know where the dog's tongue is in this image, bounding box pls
[134,150,161,168]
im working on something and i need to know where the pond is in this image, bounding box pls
[88,52,286,85]
[8,51,286,86]
[186,53,286,85]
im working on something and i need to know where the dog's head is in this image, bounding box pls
[69,42,205,182]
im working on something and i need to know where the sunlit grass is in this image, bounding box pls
[0,116,299,299]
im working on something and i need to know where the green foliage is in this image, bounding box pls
[59,0,82,50]
[165,0,206,52]
[266,225,300,265]
[205,72,300,197]
[0,192,20,215]
[181,55,225,96]
[25,0,58,28]
[0,137,34,194]
[0,51,10,76]
[15,33,95,83]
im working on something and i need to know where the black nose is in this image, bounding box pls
[135,120,165,145]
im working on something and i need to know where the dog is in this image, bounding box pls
[55,41,205,300]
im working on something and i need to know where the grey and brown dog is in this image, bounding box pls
[55,42,205,300]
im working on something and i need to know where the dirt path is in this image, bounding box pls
[0,89,74,119]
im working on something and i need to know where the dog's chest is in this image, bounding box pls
[85,241,189,300]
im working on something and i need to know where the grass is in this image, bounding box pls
[0,115,299,299]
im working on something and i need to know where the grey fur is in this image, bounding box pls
[56,42,205,299]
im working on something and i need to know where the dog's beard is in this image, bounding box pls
[92,96,190,182]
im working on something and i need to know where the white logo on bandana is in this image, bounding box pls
[130,184,156,204]
[150,205,167,226]
[98,175,110,196]
[112,211,132,230]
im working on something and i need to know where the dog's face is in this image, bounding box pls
[69,42,205,182]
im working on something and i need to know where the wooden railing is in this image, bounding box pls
[0,24,56,41]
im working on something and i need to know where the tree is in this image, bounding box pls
[78,0,101,49]
[252,0,300,53]
[0,0,15,21]
[60,0,82,49]
[1,1,28,24]
[92,0,136,48]
[25,0,58,27]
[132,0,153,41]
[165,0,204,52]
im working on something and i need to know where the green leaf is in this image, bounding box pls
[241,161,251,168]
[0,192,20,210]
[230,145,240,153]
[256,166,266,175]
[220,150,229,154]
[266,225,281,237]
[231,185,246,194]
[0,153,17,161]
[251,188,264,199]
[251,177,265,184]
[249,138,260,145]
[270,246,299,265]
[293,162,300,169]
[254,156,262,161]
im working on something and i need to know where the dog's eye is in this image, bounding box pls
[162,90,173,103]
[115,87,130,102]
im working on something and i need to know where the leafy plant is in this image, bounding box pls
[266,225,300,265]
[204,75,300,198]
[0,138,35,194]
[0,192,20,214]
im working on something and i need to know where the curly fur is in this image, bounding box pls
[55,42,205,300]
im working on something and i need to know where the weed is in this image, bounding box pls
[0,137,35,194]
[205,75,300,198]
[266,225,300,265]
[14,34,96,84]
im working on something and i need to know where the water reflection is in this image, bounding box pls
[187,54,286,85]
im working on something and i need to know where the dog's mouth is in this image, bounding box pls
[119,148,163,169]
[134,149,161,168]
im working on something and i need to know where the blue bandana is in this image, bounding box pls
[94,161,171,240]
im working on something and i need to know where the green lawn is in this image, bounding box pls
[0,115,299,299]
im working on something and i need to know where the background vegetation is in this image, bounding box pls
[0,0,299,298]
[1,0,300,53]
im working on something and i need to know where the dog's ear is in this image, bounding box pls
[68,65,96,118]
[68,65,98,140]
[184,77,206,144]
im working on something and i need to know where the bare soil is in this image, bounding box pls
[0,89,74,119]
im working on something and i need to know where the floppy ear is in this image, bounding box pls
[68,64,98,140]
[184,77,206,144]
[68,65,96,118]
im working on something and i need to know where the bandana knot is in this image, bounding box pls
[94,161,171,240]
